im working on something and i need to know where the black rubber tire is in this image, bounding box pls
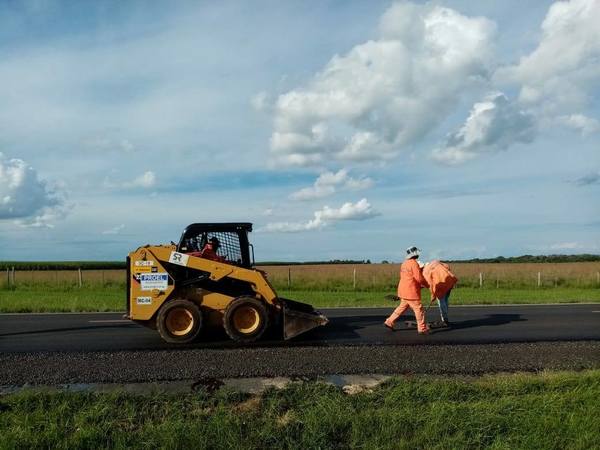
[223,296,269,343]
[156,299,203,344]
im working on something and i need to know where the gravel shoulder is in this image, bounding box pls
[2,341,599,386]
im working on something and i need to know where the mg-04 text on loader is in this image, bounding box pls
[124,223,328,343]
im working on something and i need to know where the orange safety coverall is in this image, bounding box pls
[423,260,458,300]
[199,243,225,263]
[385,258,430,333]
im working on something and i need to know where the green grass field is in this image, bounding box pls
[1,283,599,313]
[1,370,598,449]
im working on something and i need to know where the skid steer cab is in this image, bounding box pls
[125,223,328,344]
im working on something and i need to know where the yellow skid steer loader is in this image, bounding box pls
[125,223,328,344]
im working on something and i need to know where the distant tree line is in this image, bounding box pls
[446,254,600,264]
[258,259,373,266]
[262,255,600,265]
[263,255,600,265]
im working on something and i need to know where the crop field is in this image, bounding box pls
[2,262,600,290]
[1,262,599,313]
[260,262,600,290]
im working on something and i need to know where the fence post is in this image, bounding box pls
[537,272,541,288]
[11,267,15,286]
[78,268,83,288]
[353,268,357,290]
[479,272,483,288]
[6,268,9,287]
[287,268,291,289]
[496,276,499,289]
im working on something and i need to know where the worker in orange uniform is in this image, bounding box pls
[384,246,430,334]
[423,260,458,327]
[199,237,226,262]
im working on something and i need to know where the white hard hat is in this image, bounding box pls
[405,246,421,259]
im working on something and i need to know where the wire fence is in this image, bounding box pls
[2,262,600,290]
[2,269,124,288]
[259,262,600,290]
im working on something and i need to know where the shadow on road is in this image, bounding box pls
[313,316,374,338]
[309,313,528,339]
[437,314,527,332]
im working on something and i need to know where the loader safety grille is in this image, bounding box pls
[183,231,242,265]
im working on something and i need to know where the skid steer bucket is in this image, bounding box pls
[281,298,329,340]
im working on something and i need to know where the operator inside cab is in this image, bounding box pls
[196,236,226,262]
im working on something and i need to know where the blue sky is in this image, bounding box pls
[0,0,598,262]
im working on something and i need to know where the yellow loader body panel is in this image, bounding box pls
[126,232,327,344]
[128,245,278,321]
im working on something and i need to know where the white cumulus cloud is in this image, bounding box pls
[269,2,495,167]
[501,0,600,112]
[261,198,379,232]
[0,152,67,227]
[431,93,536,165]
[251,91,271,112]
[83,137,136,153]
[549,242,585,250]
[104,171,157,190]
[556,114,600,136]
[290,169,373,201]
[102,224,125,235]
[130,171,156,188]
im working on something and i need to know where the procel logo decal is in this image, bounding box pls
[140,273,169,291]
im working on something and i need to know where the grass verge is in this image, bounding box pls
[1,370,599,449]
[1,285,600,313]
[0,284,125,313]
[286,287,600,308]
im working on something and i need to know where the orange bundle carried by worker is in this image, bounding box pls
[423,260,458,327]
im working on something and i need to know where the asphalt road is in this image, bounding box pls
[1,304,599,385]
[1,304,599,353]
